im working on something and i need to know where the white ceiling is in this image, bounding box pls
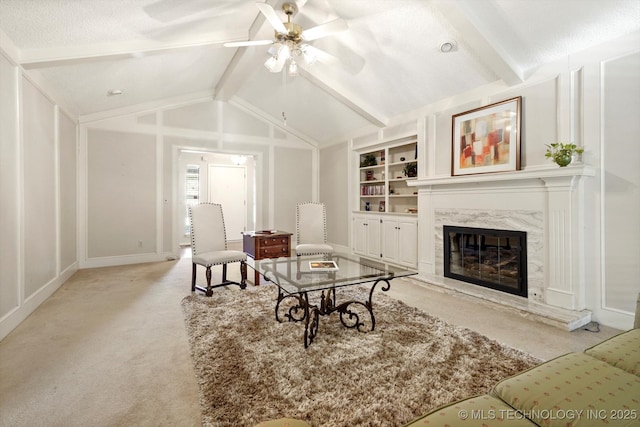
[1,0,639,144]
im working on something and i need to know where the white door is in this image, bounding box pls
[208,165,246,241]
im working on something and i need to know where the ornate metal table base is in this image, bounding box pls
[274,279,391,348]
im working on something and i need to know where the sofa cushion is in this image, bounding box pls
[403,394,537,426]
[494,352,640,427]
[584,328,640,376]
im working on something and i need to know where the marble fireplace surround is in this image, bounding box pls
[408,165,596,330]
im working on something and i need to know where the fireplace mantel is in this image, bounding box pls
[408,164,596,188]
[410,163,597,330]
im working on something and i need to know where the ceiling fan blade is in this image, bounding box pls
[301,18,348,41]
[224,39,273,47]
[256,2,287,34]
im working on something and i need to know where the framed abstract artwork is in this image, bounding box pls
[452,96,521,176]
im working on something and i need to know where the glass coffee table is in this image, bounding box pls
[248,253,417,348]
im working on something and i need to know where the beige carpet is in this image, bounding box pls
[181,283,541,427]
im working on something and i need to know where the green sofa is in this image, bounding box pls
[404,328,640,427]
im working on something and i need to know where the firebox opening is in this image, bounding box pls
[443,225,527,297]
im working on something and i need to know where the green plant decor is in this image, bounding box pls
[403,162,418,177]
[545,142,584,167]
[360,154,377,167]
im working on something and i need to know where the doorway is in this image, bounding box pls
[208,164,247,241]
[177,150,255,248]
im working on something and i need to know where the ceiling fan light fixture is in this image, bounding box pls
[278,43,291,61]
[268,43,281,56]
[231,2,348,77]
[301,44,318,65]
[264,56,279,72]
[288,59,299,77]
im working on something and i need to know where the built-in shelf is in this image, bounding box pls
[357,140,418,213]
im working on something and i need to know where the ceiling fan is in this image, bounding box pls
[224,2,348,76]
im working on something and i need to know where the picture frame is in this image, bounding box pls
[452,96,521,176]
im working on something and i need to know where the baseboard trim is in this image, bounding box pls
[0,263,77,342]
[80,252,176,269]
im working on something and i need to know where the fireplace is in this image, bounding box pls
[443,226,527,297]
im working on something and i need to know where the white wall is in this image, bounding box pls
[321,33,640,330]
[0,52,20,322]
[0,52,78,341]
[86,129,157,258]
[79,99,318,268]
[319,143,349,249]
[0,67,317,338]
[599,51,640,323]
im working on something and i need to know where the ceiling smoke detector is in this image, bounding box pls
[439,41,457,53]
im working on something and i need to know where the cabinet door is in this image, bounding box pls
[381,219,399,262]
[366,217,381,258]
[397,219,418,267]
[353,216,368,255]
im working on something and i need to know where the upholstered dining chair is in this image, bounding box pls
[295,202,334,256]
[188,203,247,296]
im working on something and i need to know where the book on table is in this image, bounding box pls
[309,261,339,271]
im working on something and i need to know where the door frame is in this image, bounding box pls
[173,148,258,255]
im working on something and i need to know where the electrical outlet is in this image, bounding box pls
[138,240,143,248]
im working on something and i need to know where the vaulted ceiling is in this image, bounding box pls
[1,0,638,144]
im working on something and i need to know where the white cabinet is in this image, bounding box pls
[381,217,418,267]
[353,214,381,259]
[353,213,417,268]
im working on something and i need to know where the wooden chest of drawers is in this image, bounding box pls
[242,230,292,285]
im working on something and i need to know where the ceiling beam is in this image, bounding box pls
[18,40,233,70]
[432,0,524,86]
[214,1,277,101]
[213,45,263,101]
[215,0,386,127]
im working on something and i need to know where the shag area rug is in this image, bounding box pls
[181,283,541,427]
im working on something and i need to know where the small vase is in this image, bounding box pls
[554,151,573,167]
